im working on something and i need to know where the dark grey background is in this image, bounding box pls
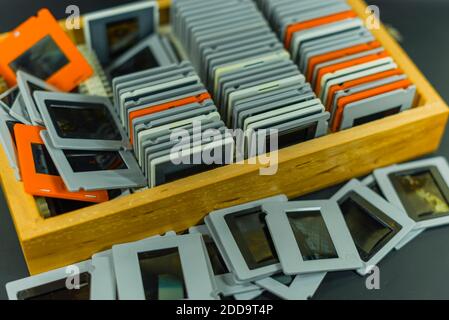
[0,0,448,300]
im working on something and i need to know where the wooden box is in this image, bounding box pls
[0,0,447,275]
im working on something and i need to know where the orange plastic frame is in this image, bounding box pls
[306,41,382,81]
[14,124,108,203]
[0,9,93,92]
[315,50,390,96]
[128,92,211,144]
[331,79,413,132]
[284,10,357,50]
[325,68,404,111]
